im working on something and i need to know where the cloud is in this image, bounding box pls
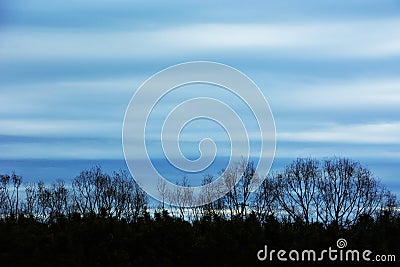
[268,78,400,112]
[0,119,121,138]
[0,77,144,121]
[1,1,399,162]
[274,141,400,160]
[5,0,398,30]
[0,137,123,159]
[278,122,400,144]
[1,19,400,63]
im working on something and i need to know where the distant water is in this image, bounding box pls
[0,159,126,184]
[0,157,398,195]
[0,157,235,187]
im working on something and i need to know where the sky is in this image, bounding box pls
[0,0,399,190]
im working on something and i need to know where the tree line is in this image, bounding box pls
[0,157,398,228]
[158,157,397,229]
[1,168,147,223]
[0,157,399,266]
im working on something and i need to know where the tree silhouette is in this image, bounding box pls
[0,157,398,266]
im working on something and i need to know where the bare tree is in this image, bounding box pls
[71,167,147,221]
[223,159,259,220]
[275,158,320,224]
[12,173,22,218]
[199,174,215,216]
[0,173,22,219]
[169,176,195,220]
[23,183,37,217]
[49,180,69,219]
[381,190,399,218]
[31,180,70,222]
[157,177,168,211]
[36,181,51,221]
[197,174,227,219]
[0,174,10,217]
[72,166,111,215]
[128,173,148,222]
[318,158,385,227]
[253,175,278,223]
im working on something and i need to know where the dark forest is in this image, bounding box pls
[0,157,399,266]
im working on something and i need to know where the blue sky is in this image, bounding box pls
[0,0,399,186]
